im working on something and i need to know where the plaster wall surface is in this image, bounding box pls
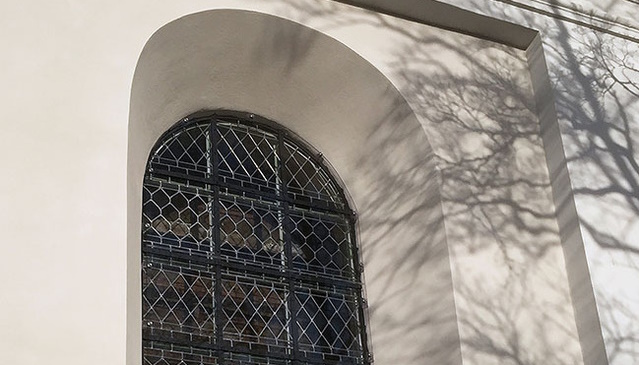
[0,0,592,365]
[487,0,639,35]
[184,2,586,364]
[432,1,639,363]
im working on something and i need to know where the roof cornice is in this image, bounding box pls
[333,0,538,50]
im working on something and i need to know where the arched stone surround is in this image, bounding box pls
[128,9,462,365]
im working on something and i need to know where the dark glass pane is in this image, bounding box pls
[220,271,290,351]
[217,123,279,194]
[142,259,215,342]
[149,124,210,183]
[295,286,363,363]
[288,209,354,279]
[143,183,212,257]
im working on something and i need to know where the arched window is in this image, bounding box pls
[141,111,371,365]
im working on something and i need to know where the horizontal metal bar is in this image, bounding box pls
[144,337,363,365]
[145,174,350,216]
[143,245,362,290]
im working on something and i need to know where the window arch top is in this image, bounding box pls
[142,111,371,365]
[148,112,348,213]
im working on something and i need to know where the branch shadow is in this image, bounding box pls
[542,7,639,362]
[262,0,639,364]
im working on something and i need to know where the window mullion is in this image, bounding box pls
[278,131,300,363]
[210,119,225,364]
[349,213,371,365]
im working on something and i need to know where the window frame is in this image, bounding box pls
[141,110,372,365]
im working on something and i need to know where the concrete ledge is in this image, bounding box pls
[334,0,538,49]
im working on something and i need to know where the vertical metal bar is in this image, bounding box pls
[210,117,225,364]
[349,213,370,365]
[278,132,300,363]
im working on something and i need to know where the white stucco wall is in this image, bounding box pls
[431,1,639,363]
[3,0,630,364]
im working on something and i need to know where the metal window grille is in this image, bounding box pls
[142,111,372,365]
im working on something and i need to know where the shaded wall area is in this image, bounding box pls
[545,22,639,365]
[268,1,587,364]
[436,1,639,363]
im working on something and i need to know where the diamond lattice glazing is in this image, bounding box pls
[142,112,370,365]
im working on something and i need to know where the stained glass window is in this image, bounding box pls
[142,111,371,365]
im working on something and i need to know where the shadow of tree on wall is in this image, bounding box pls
[393,31,584,365]
[543,9,639,363]
[547,19,639,249]
[405,8,639,362]
[352,100,463,364]
[265,0,639,364]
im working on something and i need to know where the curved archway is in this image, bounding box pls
[128,9,461,365]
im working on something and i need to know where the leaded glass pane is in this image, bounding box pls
[217,123,279,195]
[142,112,370,365]
[219,195,285,268]
[143,182,213,257]
[143,258,215,346]
[288,209,354,279]
[220,271,290,351]
[149,124,211,184]
[143,342,219,365]
[295,285,363,363]
[225,352,290,365]
[283,142,345,211]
